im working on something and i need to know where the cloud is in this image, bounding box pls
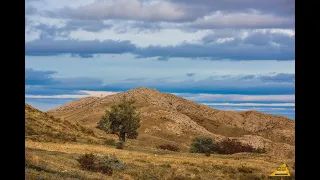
[29,20,113,39]
[71,54,95,58]
[25,39,136,57]
[43,0,294,25]
[48,0,187,22]
[186,73,195,77]
[188,11,294,29]
[25,90,118,99]
[133,30,294,60]
[25,68,106,95]
[26,6,38,15]
[25,68,58,85]
[65,20,113,32]
[157,56,170,61]
[201,29,294,46]
[169,0,295,15]
[135,38,294,60]
[26,24,294,60]
[242,31,294,46]
[233,73,295,83]
[26,30,294,60]
[259,73,295,83]
[26,0,294,37]
[201,29,239,43]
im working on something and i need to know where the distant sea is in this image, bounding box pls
[196,101,295,120]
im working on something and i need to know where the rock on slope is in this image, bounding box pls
[47,87,295,158]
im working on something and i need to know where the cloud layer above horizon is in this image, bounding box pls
[25,0,295,119]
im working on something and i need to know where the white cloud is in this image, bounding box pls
[69,28,211,47]
[189,11,294,29]
[57,0,186,21]
[25,90,118,99]
[80,90,118,97]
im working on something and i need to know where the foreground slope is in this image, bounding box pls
[25,103,100,143]
[25,141,295,180]
[47,87,295,158]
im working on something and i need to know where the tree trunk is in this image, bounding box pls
[119,132,126,142]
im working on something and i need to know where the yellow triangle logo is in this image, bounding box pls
[269,163,290,176]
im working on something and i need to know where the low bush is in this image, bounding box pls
[216,138,265,154]
[77,153,96,171]
[189,137,218,156]
[115,141,124,149]
[157,144,180,152]
[77,153,125,176]
[253,147,266,153]
[189,137,266,156]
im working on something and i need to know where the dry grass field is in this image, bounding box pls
[25,140,295,180]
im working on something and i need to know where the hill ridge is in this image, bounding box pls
[47,87,294,157]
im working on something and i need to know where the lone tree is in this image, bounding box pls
[97,96,140,142]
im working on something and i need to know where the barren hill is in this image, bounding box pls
[47,87,295,158]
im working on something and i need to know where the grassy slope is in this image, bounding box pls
[25,103,104,144]
[26,141,295,180]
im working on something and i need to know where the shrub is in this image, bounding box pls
[189,137,218,156]
[157,144,180,152]
[98,155,126,171]
[105,138,116,146]
[253,147,266,153]
[77,153,96,171]
[116,141,124,149]
[216,139,264,154]
[76,153,125,176]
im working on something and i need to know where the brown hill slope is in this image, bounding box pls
[25,103,100,143]
[47,87,294,157]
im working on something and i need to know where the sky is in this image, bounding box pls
[25,0,295,119]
